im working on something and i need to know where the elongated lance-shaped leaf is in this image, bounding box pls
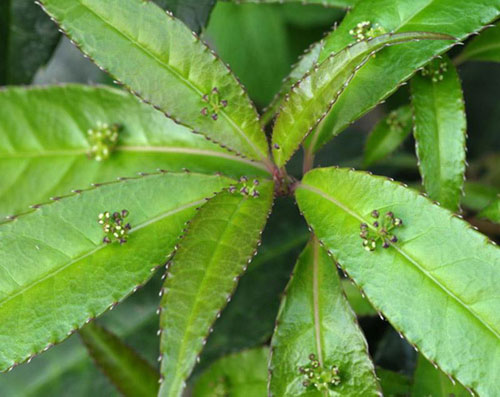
[262,39,326,127]
[0,85,269,219]
[411,56,466,212]
[0,0,60,84]
[295,167,500,396]
[194,347,268,397]
[376,368,411,397]
[79,322,159,397]
[269,237,380,396]
[0,171,233,372]
[479,195,500,224]
[456,23,500,64]
[411,354,468,397]
[363,105,412,167]
[220,0,357,9]
[271,31,452,167]
[303,0,500,154]
[158,181,274,397]
[39,0,270,163]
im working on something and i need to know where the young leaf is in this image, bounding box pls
[158,182,274,397]
[411,56,466,212]
[193,347,268,397]
[478,195,500,224]
[295,167,500,396]
[0,85,269,219]
[79,322,159,397]
[271,31,452,167]
[376,368,411,397]
[269,237,380,396]
[363,106,412,167]
[0,171,232,371]
[153,0,216,34]
[39,0,270,163]
[0,0,60,84]
[303,0,500,153]
[411,354,469,397]
[456,23,500,64]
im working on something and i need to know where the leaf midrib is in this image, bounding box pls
[168,198,246,388]
[70,0,266,161]
[299,182,500,340]
[0,145,268,172]
[0,198,206,307]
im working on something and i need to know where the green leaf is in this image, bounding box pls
[220,0,357,8]
[411,354,469,397]
[0,0,60,84]
[411,56,466,212]
[363,106,412,167]
[478,195,500,224]
[303,0,500,154]
[456,23,500,64]
[462,182,499,212]
[193,347,268,397]
[269,237,380,396]
[0,171,232,371]
[199,197,308,369]
[153,0,216,33]
[295,167,500,396]
[376,368,410,397]
[0,274,161,396]
[79,322,159,397]
[342,279,376,317]
[158,182,274,397]
[0,85,269,219]
[205,2,292,107]
[271,31,452,167]
[39,0,270,163]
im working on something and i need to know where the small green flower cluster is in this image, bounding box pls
[421,61,448,83]
[98,210,131,245]
[201,87,228,121]
[87,122,119,161]
[360,210,403,251]
[349,21,386,42]
[387,110,404,132]
[229,177,260,198]
[298,354,341,391]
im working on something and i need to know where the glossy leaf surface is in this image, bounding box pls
[269,237,379,396]
[363,106,412,167]
[153,0,216,33]
[304,0,500,153]
[411,354,468,397]
[0,172,232,371]
[0,85,268,219]
[342,280,376,317]
[40,0,269,162]
[271,31,451,167]
[296,167,500,396]
[193,347,268,397]
[411,56,466,212]
[158,183,274,397]
[79,323,158,396]
[457,23,500,64]
[0,0,60,84]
